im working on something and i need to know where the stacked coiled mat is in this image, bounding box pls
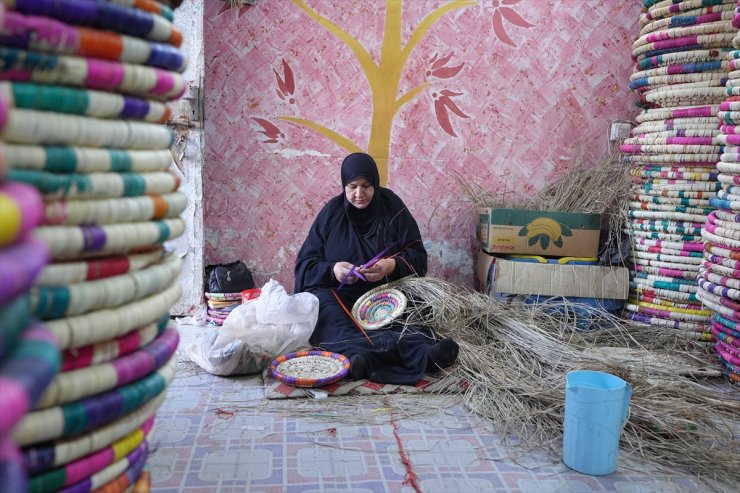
[696,5,740,386]
[622,0,740,347]
[0,0,186,490]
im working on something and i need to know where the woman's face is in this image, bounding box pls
[345,178,375,209]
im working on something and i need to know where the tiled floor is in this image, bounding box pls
[148,324,733,493]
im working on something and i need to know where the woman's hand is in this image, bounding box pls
[333,262,359,284]
[359,258,395,283]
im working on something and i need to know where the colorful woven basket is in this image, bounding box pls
[351,286,408,331]
[0,324,60,436]
[270,350,350,388]
[23,393,164,475]
[61,317,167,372]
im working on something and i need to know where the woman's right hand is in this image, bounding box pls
[334,262,358,284]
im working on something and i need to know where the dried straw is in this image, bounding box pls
[455,150,631,262]
[391,276,739,489]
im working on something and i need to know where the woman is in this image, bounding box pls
[294,152,458,384]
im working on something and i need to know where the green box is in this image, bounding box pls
[477,207,602,258]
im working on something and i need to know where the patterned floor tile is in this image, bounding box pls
[149,324,731,493]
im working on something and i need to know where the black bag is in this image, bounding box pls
[205,260,255,293]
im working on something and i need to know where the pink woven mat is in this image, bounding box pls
[262,369,454,399]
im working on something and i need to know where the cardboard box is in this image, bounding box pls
[492,258,629,300]
[476,249,496,293]
[477,208,601,258]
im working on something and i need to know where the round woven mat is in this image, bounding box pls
[22,393,164,475]
[352,286,408,330]
[270,351,350,388]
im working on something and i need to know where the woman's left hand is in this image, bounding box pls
[359,258,395,283]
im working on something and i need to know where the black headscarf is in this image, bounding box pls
[341,153,381,235]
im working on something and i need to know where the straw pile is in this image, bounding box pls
[0,1,187,490]
[392,276,739,488]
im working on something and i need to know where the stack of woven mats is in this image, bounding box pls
[0,0,186,490]
[204,292,241,326]
[697,6,740,386]
[0,181,60,489]
[621,0,740,342]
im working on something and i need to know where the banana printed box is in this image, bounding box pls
[477,208,601,258]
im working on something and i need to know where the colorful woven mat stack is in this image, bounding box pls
[621,0,740,341]
[697,5,740,386]
[205,291,241,326]
[0,181,60,491]
[0,0,186,490]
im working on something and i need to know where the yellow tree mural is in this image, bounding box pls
[247,0,534,185]
[278,0,475,185]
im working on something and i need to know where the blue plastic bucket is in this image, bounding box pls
[563,370,632,475]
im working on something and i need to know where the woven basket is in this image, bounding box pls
[45,280,180,349]
[270,351,350,388]
[0,47,186,102]
[30,254,182,319]
[7,0,183,46]
[73,439,149,493]
[34,218,185,260]
[43,192,187,227]
[639,7,737,36]
[0,324,60,436]
[635,104,719,122]
[34,248,165,286]
[27,418,153,493]
[0,237,49,304]
[641,0,738,26]
[351,286,408,330]
[9,169,180,200]
[61,317,167,372]
[12,356,175,446]
[23,393,164,474]
[5,144,174,174]
[2,10,186,71]
[34,328,177,409]
[1,107,173,149]
[629,200,712,214]
[699,275,740,300]
[0,294,30,360]
[633,19,736,50]
[0,81,171,122]
[0,436,25,493]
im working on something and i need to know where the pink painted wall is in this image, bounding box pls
[203,0,638,291]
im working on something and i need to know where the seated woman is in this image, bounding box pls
[294,152,459,384]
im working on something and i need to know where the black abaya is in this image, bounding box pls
[294,155,438,384]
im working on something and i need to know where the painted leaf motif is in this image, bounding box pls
[554,237,563,248]
[518,226,529,237]
[281,59,295,95]
[432,52,455,70]
[434,98,457,137]
[440,91,470,119]
[500,7,534,28]
[528,234,539,246]
[252,117,282,142]
[432,63,464,79]
[560,223,573,236]
[492,10,516,46]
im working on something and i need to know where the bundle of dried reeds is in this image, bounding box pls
[456,150,630,215]
[394,276,739,488]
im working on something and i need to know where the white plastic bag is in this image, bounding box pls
[185,279,319,376]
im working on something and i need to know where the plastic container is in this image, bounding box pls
[241,288,261,304]
[563,370,632,475]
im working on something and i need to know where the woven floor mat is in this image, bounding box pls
[262,368,457,399]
